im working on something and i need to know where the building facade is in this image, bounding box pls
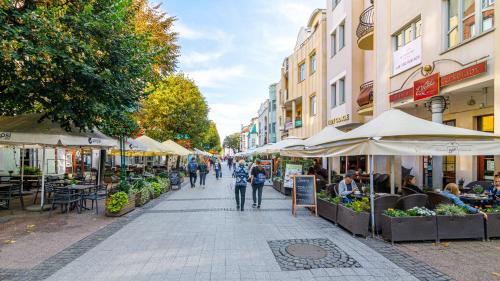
[268,83,279,143]
[248,117,259,150]
[279,9,328,139]
[356,0,498,188]
[258,99,270,146]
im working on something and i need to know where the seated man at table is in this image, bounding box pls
[486,174,500,207]
[338,170,359,203]
[441,183,487,219]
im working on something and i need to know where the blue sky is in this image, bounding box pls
[156,0,325,141]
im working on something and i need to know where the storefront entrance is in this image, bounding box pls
[476,114,494,180]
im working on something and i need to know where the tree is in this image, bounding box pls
[0,0,177,135]
[201,121,221,153]
[223,133,241,153]
[139,74,209,147]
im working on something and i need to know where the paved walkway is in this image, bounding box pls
[44,166,423,281]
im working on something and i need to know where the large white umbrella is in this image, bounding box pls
[162,140,191,156]
[282,126,346,157]
[0,114,116,209]
[264,136,305,154]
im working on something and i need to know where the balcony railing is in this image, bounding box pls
[356,5,374,48]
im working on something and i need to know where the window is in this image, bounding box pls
[339,23,345,49]
[394,18,422,50]
[447,0,495,48]
[339,78,345,104]
[330,83,337,108]
[310,52,317,74]
[331,32,337,57]
[299,62,306,82]
[310,95,317,116]
[477,114,494,132]
[332,0,341,9]
[271,100,276,111]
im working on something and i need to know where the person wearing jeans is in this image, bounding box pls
[234,160,248,211]
[188,158,198,188]
[198,159,208,188]
[250,160,266,208]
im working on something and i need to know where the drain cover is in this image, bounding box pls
[286,243,328,259]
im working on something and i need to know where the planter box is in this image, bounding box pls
[337,204,370,237]
[273,180,282,192]
[381,214,437,243]
[106,194,136,217]
[134,191,151,207]
[437,213,484,241]
[486,212,500,240]
[317,198,338,224]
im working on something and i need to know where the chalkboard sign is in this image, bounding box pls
[292,175,317,216]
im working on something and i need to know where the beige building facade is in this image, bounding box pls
[356,0,497,188]
[279,9,328,139]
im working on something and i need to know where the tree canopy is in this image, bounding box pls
[223,133,241,153]
[201,121,221,153]
[138,74,210,147]
[0,0,178,135]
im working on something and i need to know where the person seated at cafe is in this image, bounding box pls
[486,174,500,207]
[441,183,487,218]
[353,170,363,186]
[403,175,423,193]
[338,170,359,203]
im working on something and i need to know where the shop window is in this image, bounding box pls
[446,0,495,48]
[477,114,494,132]
[476,114,494,180]
[394,18,422,50]
[340,156,367,174]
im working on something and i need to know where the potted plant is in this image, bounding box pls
[131,180,153,206]
[337,198,370,237]
[472,184,484,194]
[485,206,500,240]
[106,191,135,217]
[381,207,437,243]
[435,204,484,241]
[316,190,340,224]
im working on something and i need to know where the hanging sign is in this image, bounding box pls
[413,73,440,101]
[292,175,317,216]
[0,132,12,140]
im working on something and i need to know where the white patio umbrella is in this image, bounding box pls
[0,114,116,210]
[281,126,346,157]
[264,136,305,154]
[162,140,191,156]
[296,109,500,236]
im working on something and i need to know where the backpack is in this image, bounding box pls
[235,167,247,186]
[188,162,197,173]
[253,169,266,185]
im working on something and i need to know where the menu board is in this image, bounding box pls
[284,163,302,188]
[292,175,317,216]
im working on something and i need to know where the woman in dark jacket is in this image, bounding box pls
[403,175,423,193]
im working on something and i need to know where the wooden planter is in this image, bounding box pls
[272,180,282,192]
[337,204,370,237]
[437,213,484,241]
[486,212,500,240]
[317,198,338,224]
[106,194,136,217]
[381,214,437,243]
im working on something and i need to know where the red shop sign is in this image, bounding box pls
[413,73,440,101]
[441,61,487,87]
[389,87,413,103]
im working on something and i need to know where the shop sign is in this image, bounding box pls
[413,73,440,101]
[88,137,102,144]
[327,114,350,125]
[0,132,11,140]
[393,37,422,75]
[389,88,413,103]
[440,61,487,87]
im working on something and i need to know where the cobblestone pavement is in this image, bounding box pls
[2,166,455,281]
[42,166,420,281]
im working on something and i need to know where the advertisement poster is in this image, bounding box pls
[260,160,273,180]
[284,163,303,189]
[393,36,422,75]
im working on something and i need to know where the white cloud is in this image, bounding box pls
[187,65,246,88]
[209,102,261,141]
[180,50,226,66]
[174,22,232,41]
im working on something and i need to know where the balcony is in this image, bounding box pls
[356,4,374,50]
[357,81,374,116]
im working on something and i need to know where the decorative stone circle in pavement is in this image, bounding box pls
[268,238,361,271]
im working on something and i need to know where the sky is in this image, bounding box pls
[156,0,325,142]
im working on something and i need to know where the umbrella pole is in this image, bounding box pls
[328,157,332,185]
[40,146,46,208]
[20,145,25,193]
[369,155,375,237]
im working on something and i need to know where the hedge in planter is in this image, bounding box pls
[106,192,136,217]
[316,190,340,224]
[435,204,484,241]
[485,207,500,240]
[132,180,154,206]
[381,207,437,243]
[337,198,370,237]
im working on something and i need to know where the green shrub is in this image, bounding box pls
[485,206,500,213]
[145,177,159,183]
[384,208,408,217]
[385,207,436,217]
[344,197,370,213]
[116,181,131,194]
[152,182,162,197]
[23,166,41,175]
[328,196,341,204]
[317,190,329,200]
[435,204,467,216]
[107,192,129,213]
[158,172,169,179]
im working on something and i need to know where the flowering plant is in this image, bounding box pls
[406,206,436,216]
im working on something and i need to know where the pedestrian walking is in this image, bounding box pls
[188,158,198,188]
[250,159,266,208]
[234,160,248,211]
[214,160,221,179]
[198,159,208,188]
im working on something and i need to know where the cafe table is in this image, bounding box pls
[460,194,494,208]
[53,185,96,210]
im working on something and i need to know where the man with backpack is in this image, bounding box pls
[188,158,198,188]
[198,159,208,188]
[250,159,266,208]
[234,160,248,211]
